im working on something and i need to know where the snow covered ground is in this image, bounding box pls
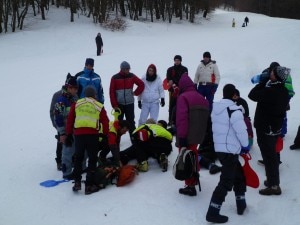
[1,8,300,225]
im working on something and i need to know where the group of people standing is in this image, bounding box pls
[50,52,294,223]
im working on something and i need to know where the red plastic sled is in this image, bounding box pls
[163,78,169,90]
[241,153,260,188]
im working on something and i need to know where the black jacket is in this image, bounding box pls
[248,82,289,134]
[166,64,188,86]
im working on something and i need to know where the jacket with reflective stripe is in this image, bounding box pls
[75,98,103,130]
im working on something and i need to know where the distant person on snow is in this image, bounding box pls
[244,17,249,26]
[95,33,103,56]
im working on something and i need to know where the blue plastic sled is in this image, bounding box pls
[40,179,70,188]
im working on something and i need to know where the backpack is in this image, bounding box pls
[173,148,201,191]
[116,165,137,187]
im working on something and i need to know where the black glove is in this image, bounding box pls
[138,101,142,109]
[65,134,74,147]
[160,98,165,107]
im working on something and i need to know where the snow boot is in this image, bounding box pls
[259,185,282,195]
[206,201,228,223]
[72,181,81,192]
[159,153,168,172]
[179,186,197,196]
[85,185,100,195]
[235,195,247,215]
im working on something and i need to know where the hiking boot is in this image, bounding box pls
[137,161,148,172]
[179,186,197,196]
[63,173,75,180]
[159,153,168,172]
[72,181,81,192]
[85,185,100,195]
[259,185,282,195]
[290,144,300,150]
[209,164,222,174]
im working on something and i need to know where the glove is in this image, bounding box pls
[240,145,250,155]
[65,134,74,147]
[160,98,165,107]
[138,101,142,109]
[178,138,188,148]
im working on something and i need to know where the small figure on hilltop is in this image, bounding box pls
[244,17,249,26]
[95,33,103,56]
[232,18,235,27]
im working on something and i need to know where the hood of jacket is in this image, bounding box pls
[213,99,238,116]
[178,73,195,93]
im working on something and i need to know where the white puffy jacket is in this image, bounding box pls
[194,60,220,84]
[138,75,165,103]
[211,99,249,154]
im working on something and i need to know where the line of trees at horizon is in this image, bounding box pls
[0,0,299,33]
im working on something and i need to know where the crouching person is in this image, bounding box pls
[131,120,173,172]
[66,86,109,195]
[206,84,249,223]
[98,119,130,165]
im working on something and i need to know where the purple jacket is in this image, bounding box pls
[176,73,209,144]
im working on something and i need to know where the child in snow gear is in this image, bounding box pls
[54,74,78,179]
[206,84,249,223]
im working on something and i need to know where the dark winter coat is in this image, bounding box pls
[50,89,62,128]
[166,64,188,86]
[176,73,209,145]
[248,82,289,135]
[95,35,103,47]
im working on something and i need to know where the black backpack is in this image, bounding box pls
[173,148,201,191]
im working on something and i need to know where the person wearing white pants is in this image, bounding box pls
[138,64,165,126]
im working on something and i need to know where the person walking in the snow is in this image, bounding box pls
[232,18,236,27]
[138,64,165,126]
[54,75,78,180]
[75,58,104,104]
[176,73,209,196]
[248,66,290,196]
[194,51,220,111]
[109,61,145,139]
[66,86,110,195]
[206,84,249,223]
[166,55,188,126]
[244,17,249,26]
[95,33,103,56]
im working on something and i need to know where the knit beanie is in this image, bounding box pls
[85,58,94,66]
[203,51,211,58]
[274,66,290,82]
[223,84,236,99]
[120,61,131,69]
[269,62,280,72]
[84,86,97,98]
[174,55,182,61]
[65,76,78,88]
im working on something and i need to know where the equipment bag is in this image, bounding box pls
[173,147,201,191]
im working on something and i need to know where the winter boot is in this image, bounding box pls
[137,161,149,172]
[179,186,197,196]
[259,185,282,195]
[206,201,228,223]
[235,195,247,215]
[72,181,81,192]
[55,158,62,171]
[159,153,168,172]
